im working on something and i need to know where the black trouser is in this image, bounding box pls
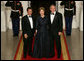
[11,18,20,36]
[65,16,73,35]
[23,33,33,57]
[50,33,61,57]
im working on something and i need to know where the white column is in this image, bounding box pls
[28,1,31,7]
[4,1,12,30]
[5,8,12,29]
[20,1,28,16]
[74,1,82,28]
[58,1,65,30]
[1,1,7,32]
[80,1,83,31]
[20,1,29,30]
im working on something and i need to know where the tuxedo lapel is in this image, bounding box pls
[26,15,34,29]
[26,15,31,28]
[50,12,57,24]
[49,14,51,24]
[52,12,57,24]
[32,16,35,28]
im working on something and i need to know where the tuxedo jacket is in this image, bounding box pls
[48,11,63,36]
[22,15,35,38]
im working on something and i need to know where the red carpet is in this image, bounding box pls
[14,31,71,60]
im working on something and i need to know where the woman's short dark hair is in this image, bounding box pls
[27,7,32,11]
[39,7,45,12]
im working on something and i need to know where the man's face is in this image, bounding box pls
[27,9,32,15]
[50,5,56,13]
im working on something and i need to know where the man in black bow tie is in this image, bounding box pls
[48,4,63,58]
[22,7,35,58]
[51,13,54,15]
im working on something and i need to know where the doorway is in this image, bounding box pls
[31,1,56,18]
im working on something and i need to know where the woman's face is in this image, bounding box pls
[40,10,45,16]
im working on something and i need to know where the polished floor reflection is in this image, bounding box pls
[1,29,83,60]
[65,29,83,60]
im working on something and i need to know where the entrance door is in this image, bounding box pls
[31,1,56,18]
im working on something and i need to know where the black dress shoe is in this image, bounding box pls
[24,55,27,58]
[66,34,71,36]
[16,34,18,36]
[57,55,61,58]
[28,52,33,56]
[13,34,18,37]
[50,54,55,58]
[13,35,16,37]
[24,52,27,58]
[46,56,53,58]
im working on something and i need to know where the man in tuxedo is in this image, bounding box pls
[22,7,35,58]
[48,5,63,58]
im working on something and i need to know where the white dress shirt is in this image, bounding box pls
[27,15,33,29]
[50,11,56,24]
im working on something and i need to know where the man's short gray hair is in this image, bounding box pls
[50,4,56,8]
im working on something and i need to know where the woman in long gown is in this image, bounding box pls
[32,7,50,58]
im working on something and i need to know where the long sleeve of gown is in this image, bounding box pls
[36,17,40,30]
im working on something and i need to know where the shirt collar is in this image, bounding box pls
[27,14,32,17]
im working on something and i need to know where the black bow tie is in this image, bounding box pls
[29,16,32,17]
[51,13,54,15]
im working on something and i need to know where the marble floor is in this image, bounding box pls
[1,29,83,60]
[65,29,83,60]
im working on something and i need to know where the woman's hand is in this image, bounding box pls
[24,34,28,39]
[36,30,37,33]
[34,30,37,37]
[58,32,62,35]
